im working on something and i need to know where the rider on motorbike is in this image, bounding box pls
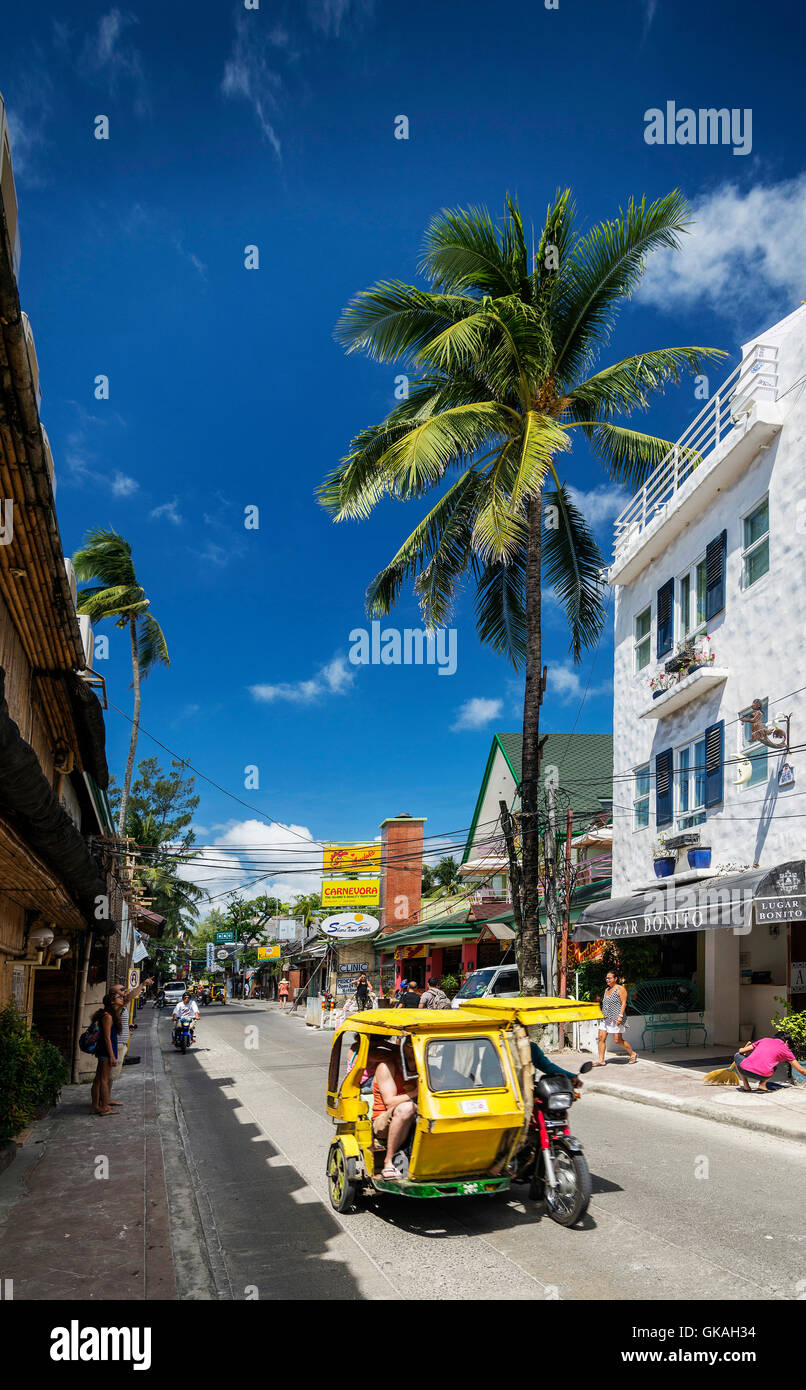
[172,992,199,1043]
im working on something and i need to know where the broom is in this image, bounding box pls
[703,1060,741,1086]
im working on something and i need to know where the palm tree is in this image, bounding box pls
[320,190,724,992]
[73,528,169,835]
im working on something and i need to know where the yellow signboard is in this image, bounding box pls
[257,944,281,960]
[321,878,381,908]
[323,844,381,872]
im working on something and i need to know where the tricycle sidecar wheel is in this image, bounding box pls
[327,1141,360,1213]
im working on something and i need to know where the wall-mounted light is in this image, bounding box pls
[50,937,71,958]
[28,922,55,961]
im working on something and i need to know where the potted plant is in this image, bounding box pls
[687,845,712,869]
[652,835,677,878]
[771,1000,806,1086]
[649,671,674,700]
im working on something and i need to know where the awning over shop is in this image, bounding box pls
[377,915,479,952]
[482,921,516,942]
[135,906,166,939]
[573,861,806,942]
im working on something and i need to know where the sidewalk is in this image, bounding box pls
[555,1043,806,1144]
[0,1010,214,1301]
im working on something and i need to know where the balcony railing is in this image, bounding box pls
[613,343,779,560]
[574,852,612,886]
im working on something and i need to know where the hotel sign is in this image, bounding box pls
[323,844,381,872]
[320,912,380,940]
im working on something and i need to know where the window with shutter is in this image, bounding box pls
[656,579,674,658]
[655,748,673,827]
[705,721,724,807]
[705,531,727,620]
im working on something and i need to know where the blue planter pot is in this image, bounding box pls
[652,690,665,700]
[653,857,677,878]
[687,848,712,869]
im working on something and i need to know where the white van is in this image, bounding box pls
[450,964,521,1008]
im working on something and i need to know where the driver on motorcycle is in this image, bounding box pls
[530,1040,579,1081]
[172,992,199,1043]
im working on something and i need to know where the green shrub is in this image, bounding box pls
[440,972,461,997]
[0,1003,69,1139]
[771,998,806,1061]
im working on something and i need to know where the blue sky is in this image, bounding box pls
[3,0,805,899]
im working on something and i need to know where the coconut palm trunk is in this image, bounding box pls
[118,616,143,835]
[519,493,546,991]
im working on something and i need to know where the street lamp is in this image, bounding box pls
[28,921,55,963]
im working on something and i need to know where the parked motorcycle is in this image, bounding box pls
[511,1059,594,1226]
[173,1017,194,1054]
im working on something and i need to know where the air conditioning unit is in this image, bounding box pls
[63,557,77,607]
[0,92,21,278]
[20,311,42,410]
[77,613,94,668]
[41,425,56,496]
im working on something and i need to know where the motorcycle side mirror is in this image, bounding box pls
[578,1060,594,1074]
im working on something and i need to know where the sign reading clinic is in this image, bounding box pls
[320,912,380,940]
[323,844,381,872]
[321,880,381,909]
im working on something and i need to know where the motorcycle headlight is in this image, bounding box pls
[546,1092,573,1112]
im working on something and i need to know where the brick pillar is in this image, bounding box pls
[379,814,425,932]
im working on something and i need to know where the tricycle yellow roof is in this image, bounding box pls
[455,996,603,1026]
[337,1007,504,1036]
[337,996,602,1036]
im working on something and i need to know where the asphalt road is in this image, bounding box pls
[158,1002,806,1301]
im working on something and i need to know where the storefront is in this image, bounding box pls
[376,914,517,993]
[574,859,806,1046]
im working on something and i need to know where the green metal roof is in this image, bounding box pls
[377,916,478,949]
[463,731,613,862]
[478,878,612,929]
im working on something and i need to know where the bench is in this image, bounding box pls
[627,978,707,1052]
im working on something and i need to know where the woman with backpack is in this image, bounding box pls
[90,991,124,1115]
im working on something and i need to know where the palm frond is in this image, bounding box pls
[418,203,523,297]
[137,614,170,675]
[73,528,137,588]
[570,346,727,419]
[554,190,692,383]
[475,552,527,669]
[334,282,477,363]
[366,471,485,625]
[76,584,148,623]
[575,421,685,492]
[542,478,607,661]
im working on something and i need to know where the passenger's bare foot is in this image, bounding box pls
[96,1108,117,1116]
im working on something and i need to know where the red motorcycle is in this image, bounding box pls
[510,1059,594,1226]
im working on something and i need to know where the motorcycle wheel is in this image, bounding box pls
[543,1142,591,1227]
[327,1141,360,1213]
[180,1034,187,1054]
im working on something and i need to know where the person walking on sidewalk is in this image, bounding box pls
[594,971,638,1066]
[90,992,124,1115]
[278,974,290,1008]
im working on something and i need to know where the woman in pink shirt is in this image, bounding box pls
[734,1036,806,1092]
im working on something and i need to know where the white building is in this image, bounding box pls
[576,305,806,1048]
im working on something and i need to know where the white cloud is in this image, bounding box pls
[250,655,356,704]
[451,697,503,731]
[182,818,323,906]
[306,0,374,37]
[549,662,612,705]
[641,0,658,36]
[221,16,283,160]
[80,8,150,116]
[637,175,806,325]
[151,498,182,525]
[110,471,138,497]
[567,484,629,528]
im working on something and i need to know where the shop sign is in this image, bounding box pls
[337,961,369,975]
[320,911,380,939]
[257,944,281,960]
[791,961,806,993]
[215,929,237,944]
[394,944,427,960]
[321,880,381,908]
[323,844,382,872]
